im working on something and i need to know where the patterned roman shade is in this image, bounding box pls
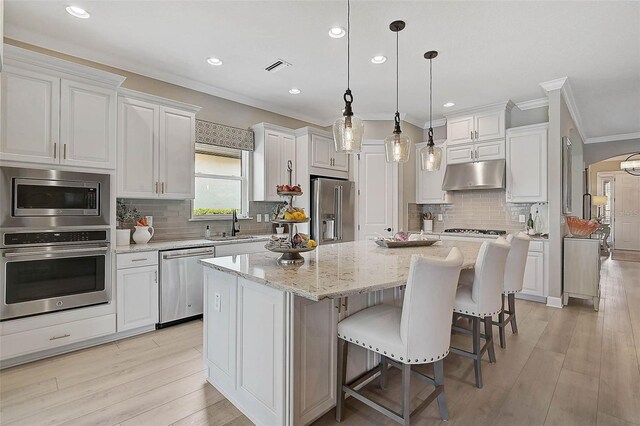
[195,119,254,151]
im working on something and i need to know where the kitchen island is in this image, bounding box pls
[199,239,481,426]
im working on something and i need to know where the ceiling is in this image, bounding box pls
[5,1,640,140]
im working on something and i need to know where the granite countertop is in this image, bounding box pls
[199,239,482,301]
[114,235,271,254]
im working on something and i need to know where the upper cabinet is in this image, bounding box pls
[252,123,296,202]
[506,123,548,203]
[415,141,450,204]
[310,133,349,174]
[1,46,125,169]
[117,89,200,200]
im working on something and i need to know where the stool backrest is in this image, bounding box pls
[471,239,511,315]
[400,248,463,362]
[504,233,531,293]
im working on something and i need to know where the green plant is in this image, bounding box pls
[193,208,238,216]
[116,200,141,227]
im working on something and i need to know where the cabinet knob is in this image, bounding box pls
[385,227,392,232]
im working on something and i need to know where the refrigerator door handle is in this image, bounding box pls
[335,185,343,241]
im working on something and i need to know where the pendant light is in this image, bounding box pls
[333,0,364,154]
[384,20,410,163]
[420,51,442,171]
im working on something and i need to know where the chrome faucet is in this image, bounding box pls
[231,210,240,236]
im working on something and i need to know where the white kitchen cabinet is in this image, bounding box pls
[0,46,124,168]
[446,116,474,145]
[446,106,509,146]
[446,144,474,164]
[252,123,297,202]
[117,89,200,199]
[311,133,349,173]
[506,123,548,203]
[415,141,450,204]
[522,250,544,297]
[446,140,504,165]
[116,254,159,332]
[60,79,117,169]
[474,109,506,142]
[1,65,60,164]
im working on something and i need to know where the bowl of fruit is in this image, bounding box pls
[275,207,309,223]
[265,232,317,264]
[277,184,302,196]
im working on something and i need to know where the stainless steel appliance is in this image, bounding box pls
[442,159,505,191]
[0,229,111,321]
[158,245,215,327]
[311,178,355,245]
[0,167,110,229]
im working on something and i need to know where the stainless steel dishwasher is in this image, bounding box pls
[158,245,215,328]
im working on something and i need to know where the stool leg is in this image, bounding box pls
[508,293,518,334]
[379,355,388,389]
[336,339,348,422]
[484,316,496,363]
[472,317,483,388]
[433,359,448,421]
[498,294,506,348]
[401,363,411,425]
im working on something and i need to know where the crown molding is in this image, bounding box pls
[585,132,640,144]
[421,118,447,129]
[539,76,586,143]
[118,88,201,113]
[515,98,549,110]
[442,100,515,118]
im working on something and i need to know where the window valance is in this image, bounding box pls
[195,119,254,151]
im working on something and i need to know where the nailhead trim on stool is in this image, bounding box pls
[453,307,503,318]
[337,333,449,364]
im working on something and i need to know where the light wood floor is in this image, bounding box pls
[1,257,639,426]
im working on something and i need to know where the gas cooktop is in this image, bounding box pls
[443,228,507,236]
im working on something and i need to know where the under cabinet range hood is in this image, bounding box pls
[442,159,506,191]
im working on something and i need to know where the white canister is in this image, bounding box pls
[132,226,155,244]
[116,229,131,246]
[422,219,433,233]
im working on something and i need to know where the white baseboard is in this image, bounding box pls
[546,296,563,309]
[514,293,547,304]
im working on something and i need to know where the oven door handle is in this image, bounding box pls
[3,246,109,258]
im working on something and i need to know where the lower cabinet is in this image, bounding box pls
[116,252,159,332]
[519,240,547,300]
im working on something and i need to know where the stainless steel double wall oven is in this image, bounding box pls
[0,167,112,321]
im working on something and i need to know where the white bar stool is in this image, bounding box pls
[494,232,530,348]
[450,239,510,388]
[336,248,464,425]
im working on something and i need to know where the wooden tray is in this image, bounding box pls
[374,238,440,248]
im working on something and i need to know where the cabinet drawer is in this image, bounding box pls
[1,314,116,360]
[117,251,158,269]
[529,241,544,252]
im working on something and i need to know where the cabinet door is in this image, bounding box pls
[521,251,544,297]
[416,143,449,204]
[116,266,159,331]
[1,66,60,164]
[264,131,283,201]
[310,134,333,169]
[506,126,547,203]
[117,97,160,198]
[60,80,116,169]
[474,110,505,141]
[446,144,474,164]
[333,150,349,172]
[446,116,474,145]
[158,106,195,199]
[475,140,505,161]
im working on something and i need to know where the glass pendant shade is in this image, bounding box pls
[384,133,411,163]
[333,114,364,153]
[420,143,442,171]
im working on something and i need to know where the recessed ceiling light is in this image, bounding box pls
[206,57,223,66]
[371,55,387,64]
[443,102,455,108]
[65,5,90,19]
[329,27,346,38]
[289,88,301,95]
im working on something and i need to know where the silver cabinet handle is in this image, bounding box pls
[475,130,478,140]
[53,143,57,159]
[155,182,159,194]
[130,258,149,262]
[161,182,165,194]
[50,334,70,341]
[470,131,473,140]
[63,144,67,159]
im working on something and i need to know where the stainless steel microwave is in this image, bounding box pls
[0,167,111,228]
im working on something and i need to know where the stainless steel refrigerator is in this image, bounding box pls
[311,178,355,245]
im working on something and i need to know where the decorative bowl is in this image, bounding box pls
[566,216,598,237]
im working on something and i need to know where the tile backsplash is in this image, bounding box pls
[117,199,279,240]
[411,190,532,233]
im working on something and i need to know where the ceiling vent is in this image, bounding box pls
[265,59,292,73]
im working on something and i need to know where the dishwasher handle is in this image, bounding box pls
[162,248,215,260]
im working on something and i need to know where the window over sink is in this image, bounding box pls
[191,143,250,220]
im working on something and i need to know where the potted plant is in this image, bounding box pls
[116,201,140,246]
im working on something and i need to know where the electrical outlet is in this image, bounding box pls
[437,214,443,221]
[256,214,262,223]
[264,213,270,222]
[214,293,221,312]
[519,214,526,223]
